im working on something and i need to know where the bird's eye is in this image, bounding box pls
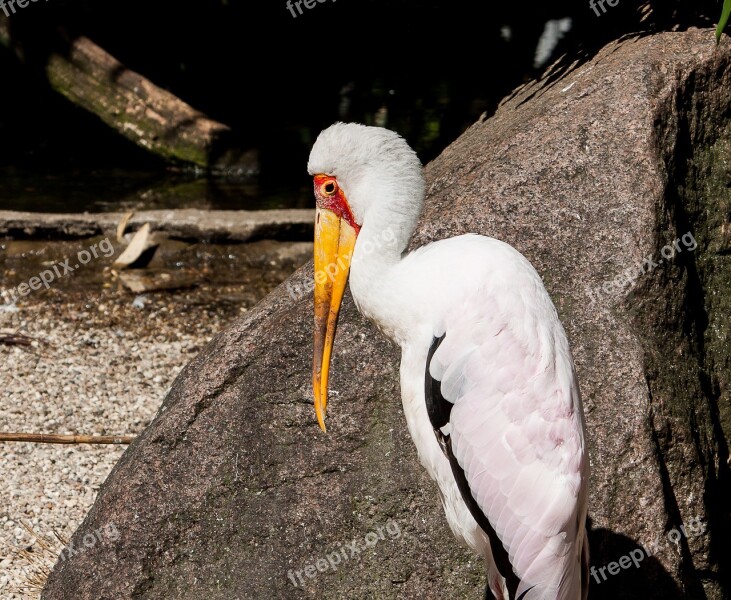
[322,181,337,196]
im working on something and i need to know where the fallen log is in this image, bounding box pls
[0,16,257,173]
[0,209,314,242]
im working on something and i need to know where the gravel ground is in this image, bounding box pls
[0,238,310,599]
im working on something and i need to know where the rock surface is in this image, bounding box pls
[42,29,731,599]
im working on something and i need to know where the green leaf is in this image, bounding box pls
[717,0,731,43]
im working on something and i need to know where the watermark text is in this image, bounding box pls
[1,238,114,306]
[587,231,697,305]
[287,519,401,587]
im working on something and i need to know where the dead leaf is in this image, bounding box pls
[113,223,158,269]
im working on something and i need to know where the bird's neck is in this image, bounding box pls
[348,203,421,344]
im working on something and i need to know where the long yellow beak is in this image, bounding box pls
[313,207,357,432]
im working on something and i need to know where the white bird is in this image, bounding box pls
[308,122,590,600]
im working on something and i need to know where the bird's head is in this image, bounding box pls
[307,122,424,432]
[308,122,424,227]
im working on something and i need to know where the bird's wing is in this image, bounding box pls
[426,247,588,599]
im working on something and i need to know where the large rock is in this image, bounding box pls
[42,29,730,599]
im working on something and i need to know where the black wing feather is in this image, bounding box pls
[425,334,524,600]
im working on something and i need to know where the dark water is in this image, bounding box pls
[0,168,313,213]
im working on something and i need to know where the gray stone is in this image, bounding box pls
[42,28,730,600]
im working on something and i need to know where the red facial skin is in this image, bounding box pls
[313,174,361,234]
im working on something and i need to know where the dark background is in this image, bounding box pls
[0,0,724,208]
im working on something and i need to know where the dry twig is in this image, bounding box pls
[0,333,33,347]
[0,433,134,444]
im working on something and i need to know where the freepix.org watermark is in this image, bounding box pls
[586,231,697,305]
[1,238,115,306]
[589,0,620,17]
[287,519,401,587]
[590,515,706,584]
[0,0,50,17]
[59,522,120,562]
[285,0,336,19]
[287,227,397,301]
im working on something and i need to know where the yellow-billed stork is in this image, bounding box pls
[309,122,590,600]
